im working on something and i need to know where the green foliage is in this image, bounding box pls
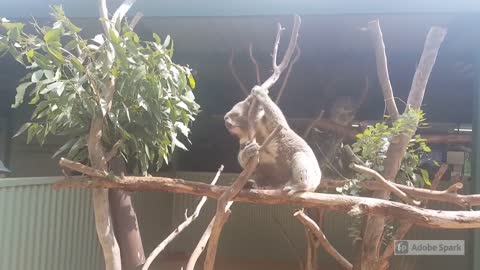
[0,6,200,174]
[350,109,432,188]
[341,109,433,243]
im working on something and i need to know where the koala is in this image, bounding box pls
[224,86,321,194]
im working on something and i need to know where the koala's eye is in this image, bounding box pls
[229,112,239,118]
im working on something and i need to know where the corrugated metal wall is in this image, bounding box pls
[0,177,103,270]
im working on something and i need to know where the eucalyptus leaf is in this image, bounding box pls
[13,122,32,137]
[12,82,32,108]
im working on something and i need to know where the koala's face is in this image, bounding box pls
[330,96,355,124]
[224,96,252,138]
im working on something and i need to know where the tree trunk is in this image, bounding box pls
[109,157,145,270]
[88,117,122,270]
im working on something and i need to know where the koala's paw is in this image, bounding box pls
[251,86,269,100]
[243,141,260,159]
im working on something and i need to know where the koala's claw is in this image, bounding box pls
[243,141,260,159]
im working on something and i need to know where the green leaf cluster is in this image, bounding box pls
[349,109,434,190]
[1,6,200,174]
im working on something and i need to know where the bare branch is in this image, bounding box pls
[303,110,325,138]
[368,20,399,120]
[261,15,301,90]
[203,125,282,270]
[249,43,261,84]
[406,27,447,110]
[142,165,224,270]
[229,49,249,96]
[98,0,110,34]
[350,164,420,206]
[112,0,137,26]
[185,210,232,270]
[275,46,301,104]
[129,12,143,29]
[295,211,353,270]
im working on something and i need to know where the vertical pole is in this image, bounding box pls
[471,48,480,270]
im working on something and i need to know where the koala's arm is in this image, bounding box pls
[238,145,248,168]
[251,86,289,128]
[237,141,259,168]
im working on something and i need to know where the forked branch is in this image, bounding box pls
[260,15,301,90]
[351,164,420,206]
[295,211,353,270]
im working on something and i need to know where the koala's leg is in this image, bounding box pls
[283,152,321,195]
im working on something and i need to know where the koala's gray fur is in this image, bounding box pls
[224,86,321,194]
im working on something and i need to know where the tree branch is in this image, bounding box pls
[351,164,419,206]
[361,24,447,268]
[112,0,137,26]
[275,46,301,104]
[260,15,301,90]
[98,0,110,34]
[54,174,480,229]
[142,165,224,270]
[303,110,325,138]
[379,164,448,266]
[406,27,447,110]
[229,49,249,96]
[249,43,261,85]
[203,125,282,270]
[129,12,143,29]
[368,20,399,120]
[295,211,353,270]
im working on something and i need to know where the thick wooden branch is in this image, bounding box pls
[362,24,447,268]
[368,20,399,120]
[54,174,480,229]
[406,27,447,110]
[295,211,353,270]
[351,164,419,206]
[381,222,413,261]
[142,165,224,270]
[380,164,447,267]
